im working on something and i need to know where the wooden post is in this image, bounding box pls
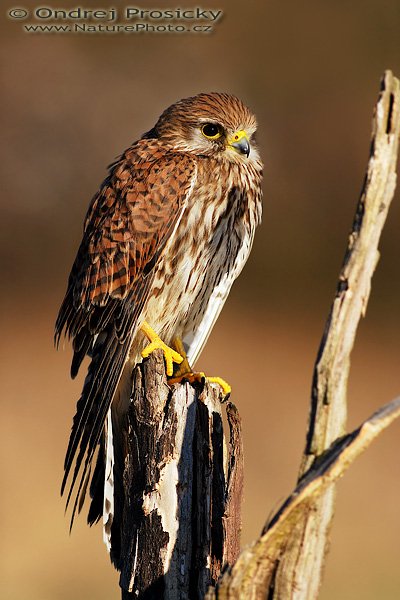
[116,350,243,599]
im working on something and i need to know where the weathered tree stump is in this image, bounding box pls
[117,350,243,599]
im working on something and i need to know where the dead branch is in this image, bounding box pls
[206,70,400,599]
[206,396,400,599]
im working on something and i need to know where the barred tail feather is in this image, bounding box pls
[61,327,134,528]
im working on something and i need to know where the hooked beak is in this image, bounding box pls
[228,130,250,157]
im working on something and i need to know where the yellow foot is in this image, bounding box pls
[168,370,206,386]
[206,377,232,395]
[169,371,231,395]
[140,321,183,377]
[160,335,231,395]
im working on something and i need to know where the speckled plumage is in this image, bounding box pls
[55,93,263,546]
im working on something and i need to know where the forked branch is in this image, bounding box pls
[207,70,400,599]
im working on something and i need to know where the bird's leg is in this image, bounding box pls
[140,321,183,377]
[169,337,231,395]
[170,337,194,378]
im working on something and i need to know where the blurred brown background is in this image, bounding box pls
[1,1,400,598]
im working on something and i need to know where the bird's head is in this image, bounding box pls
[148,92,260,164]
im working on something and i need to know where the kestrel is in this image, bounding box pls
[55,92,263,551]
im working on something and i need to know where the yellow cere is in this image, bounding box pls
[227,129,248,146]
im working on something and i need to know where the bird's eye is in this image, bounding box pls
[201,123,223,140]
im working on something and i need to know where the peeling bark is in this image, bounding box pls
[118,350,243,599]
